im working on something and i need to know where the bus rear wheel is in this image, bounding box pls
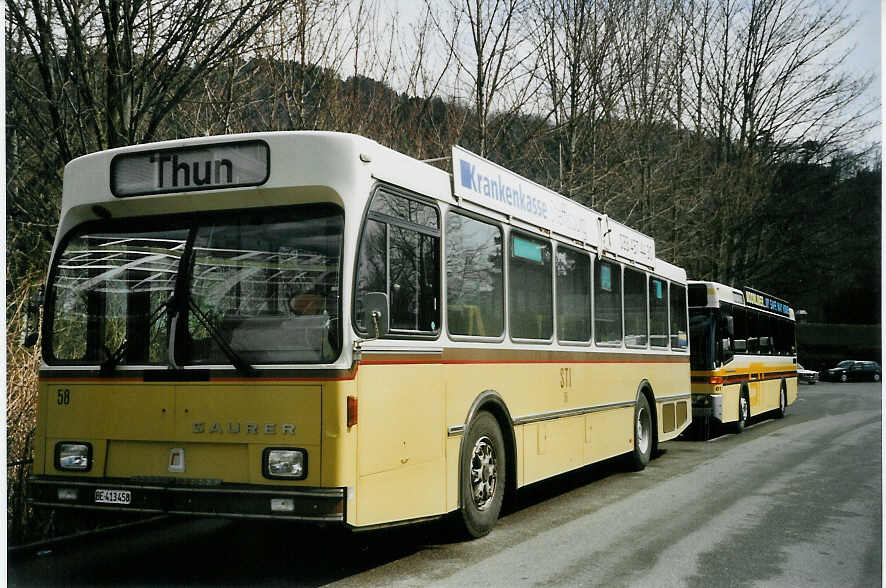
[457,411,506,538]
[733,390,749,433]
[628,394,653,471]
[775,382,787,419]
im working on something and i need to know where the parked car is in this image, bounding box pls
[821,360,881,383]
[797,364,818,384]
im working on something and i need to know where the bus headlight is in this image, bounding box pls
[263,448,307,480]
[55,442,92,472]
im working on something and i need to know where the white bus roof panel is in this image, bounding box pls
[58,131,677,279]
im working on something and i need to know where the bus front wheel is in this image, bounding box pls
[457,411,506,538]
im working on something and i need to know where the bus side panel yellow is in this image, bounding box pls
[357,460,444,525]
[522,415,586,484]
[764,378,779,413]
[649,361,692,441]
[589,407,634,463]
[356,364,445,526]
[787,377,799,404]
[748,361,763,415]
[445,435,461,513]
[321,380,358,523]
[33,382,48,475]
[515,424,524,489]
[721,384,741,423]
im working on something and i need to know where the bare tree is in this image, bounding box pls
[427,0,536,156]
[8,0,290,157]
[6,0,291,279]
[251,0,352,131]
[676,0,874,284]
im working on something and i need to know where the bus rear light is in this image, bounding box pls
[347,396,358,428]
[709,376,724,385]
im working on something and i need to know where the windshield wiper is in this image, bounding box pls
[100,340,129,375]
[99,296,175,375]
[186,299,257,377]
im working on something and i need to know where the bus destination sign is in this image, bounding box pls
[110,140,270,197]
[744,287,791,317]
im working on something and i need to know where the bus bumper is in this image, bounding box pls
[691,394,723,422]
[27,476,345,523]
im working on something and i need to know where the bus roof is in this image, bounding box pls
[59,131,684,281]
[688,280,795,320]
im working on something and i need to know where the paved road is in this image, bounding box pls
[9,381,881,587]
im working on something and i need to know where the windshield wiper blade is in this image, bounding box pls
[100,340,128,375]
[99,296,174,375]
[187,299,257,377]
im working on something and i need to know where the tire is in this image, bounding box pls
[873,373,880,382]
[775,382,787,419]
[628,394,653,471]
[733,390,749,433]
[457,411,506,538]
[840,373,848,383]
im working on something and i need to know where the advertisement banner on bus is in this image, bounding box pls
[744,287,792,316]
[451,145,654,266]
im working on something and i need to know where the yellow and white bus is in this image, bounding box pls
[27,132,691,537]
[688,281,798,433]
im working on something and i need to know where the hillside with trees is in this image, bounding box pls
[6,0,880,541]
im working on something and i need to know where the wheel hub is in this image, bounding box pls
[470,436,497,510]
[636,406,650,454]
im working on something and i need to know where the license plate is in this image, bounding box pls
[95,489,132,505]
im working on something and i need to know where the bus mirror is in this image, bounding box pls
[362,292,389,339]
[21,285,44,348]
[726,316,734,337]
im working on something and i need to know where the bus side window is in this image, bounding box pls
[623,267,647,348]
[732,305,748,354]
[509,233,552,340]
[649,278,669,348]
[555,246,591,343]
[594,260,622,346]
[355,190,440,335]
[669,283,688,350]
[445,212,504,338]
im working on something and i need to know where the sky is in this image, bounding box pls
[844,0,881,150]
[382,0,881,152]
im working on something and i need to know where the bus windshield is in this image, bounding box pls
[689,309,715,370]
[47,204,343,368]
